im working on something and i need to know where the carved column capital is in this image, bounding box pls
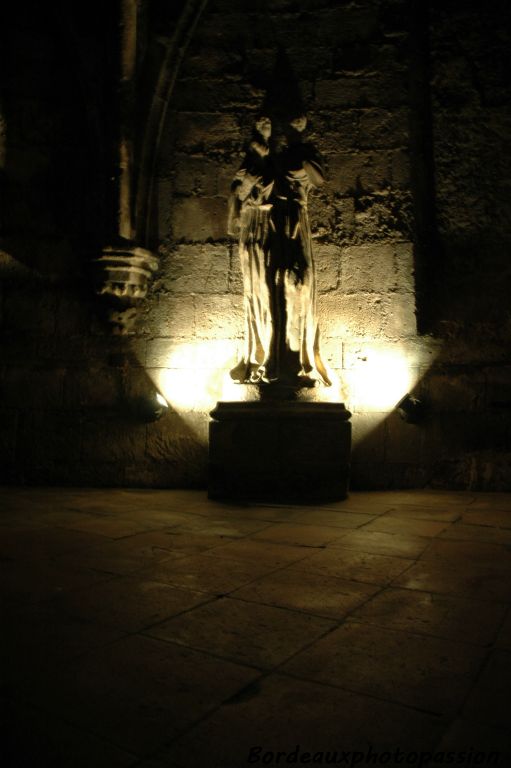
[93,245,159,332]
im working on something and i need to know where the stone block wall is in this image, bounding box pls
[1,0,510,490]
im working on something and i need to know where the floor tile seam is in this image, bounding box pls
[137,672,272,763]
[325,548,428,562]
[168,526,282,550]
[115,592,223,633]
[274,669,449,720]
[320,542,425,561]
[285,560,415,587]
[417,554,511,568]
[385,581,511,604]
[56,589,219,635]
[360,584,511,609]
[461,520,511,531]
[303,506,389,517]
[169,523,277,541]
[197,547,319,568]
[384,513,462,524]
[241,585,393,678]
[342,616,497,650]
[137,629,270,673]
[144,604,347,685]
[212,591,348,623]
[409,555,511,573]
[51,522,186,541]
[432,644,502,737]
[273,519,378,531]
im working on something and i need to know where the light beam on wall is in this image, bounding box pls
[153,340,241,412]
[146,338,437,441]
[344,346,419,413]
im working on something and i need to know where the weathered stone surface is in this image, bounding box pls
[142,295,195,338]
[160,244,229,295]
[358,108,410,149]
[195,295,243,339]
[351,413,386,464]
[170,197,227,242]
[315,75,407,109]
[327,151,393,194]
[341,244,397,294]
[173,113,240,152]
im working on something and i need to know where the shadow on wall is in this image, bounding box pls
[350,357,511,492]
[0,3,111,283]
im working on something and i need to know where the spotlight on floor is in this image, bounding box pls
[140,391,169,422]
[396,393,425,424]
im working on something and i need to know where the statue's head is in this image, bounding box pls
[255,116,272,140]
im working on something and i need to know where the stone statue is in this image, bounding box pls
[228,114,331,389]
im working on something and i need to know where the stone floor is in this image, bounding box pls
[1,488,511,767]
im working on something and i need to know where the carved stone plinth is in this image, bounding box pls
[209,401,352,502]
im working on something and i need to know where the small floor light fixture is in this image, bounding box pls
[140,391,169,422]
[396,393,425,424]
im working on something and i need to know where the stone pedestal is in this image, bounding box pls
[209,401,352,502]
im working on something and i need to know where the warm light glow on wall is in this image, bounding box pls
[344,346,419,412]
[152,340,242,412]
[147,339,436,440]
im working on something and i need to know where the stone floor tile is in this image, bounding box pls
[251,523,347,547]
[133,529,240,556]
[328,529,430,559]
[433,718,511,766]
[56,575,212,632]
[232,567,379,619]
[361,516,451,537]
[364,491,475,507]
[217,505,304,522]
[147,596,335,668]
[0,526,108,561]
[318,497,396,516]
[420,538,511,567]
[35,634,258,756]
[156,673,446,768]
[55,515,159,539]
[351,587,507,645]
[171,516,273,538]
[461,508,511,528]
[52,530,202,576]
[2,700,138,768]
[201,538,313,569]
[290,509,376,528]
[392,560,511,602]
[2,487,511,768]
[439,522,511,545]
[462,493,511,510]
[384,504,462,522]
[289,546,413,585]
[282,620,486,716]
[138,552,278,595]
[463,650,511,729]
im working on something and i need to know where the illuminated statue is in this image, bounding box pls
[228,115,331,388]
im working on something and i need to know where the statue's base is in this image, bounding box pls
[208,401,352,503]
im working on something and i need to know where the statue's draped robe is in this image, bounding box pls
[229,147,330,387]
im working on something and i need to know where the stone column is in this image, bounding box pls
[92,0,158,332]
